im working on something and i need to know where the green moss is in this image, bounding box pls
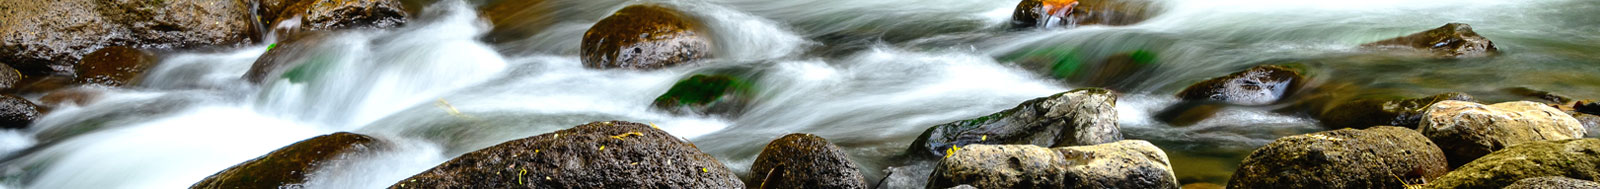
[654,74,753,107]
[281,54,336,83]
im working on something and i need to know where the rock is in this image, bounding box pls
[926,140,1179,189]
[1176,65,1304,106]
[1180,183,1225,189]
[908,88,1119,158]
[1425,139,1600,188]
[1011,0,1155,29]
[1575,100,1600,115]
[1572,113,1600,138]
[1362,23,1498,58]
[389,121,741,188]
[1227,126,1448,188]
[38,88,103,107]
[0,94,40,129]
[652,74,753,117]
[0,64,20,90]
[1,0,255,76]
[477,0,555,43]
[1073,50,1157,91]
[264,0,408,37]
[1314,92,1476,129]
[580,5,712,70]
[243,33,331,84]
[1418,100,1585,167]
[749,133,867,189]
[74,46,158,87]
[192,132,381,189]
[1504,176,1600,189]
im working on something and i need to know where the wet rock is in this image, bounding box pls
[1418,100,1586,167]
[749,133,867,189]
[1504,176,1600,189]
[1362,23,1498,58]
[1575,100,1600,115]
[1180,183,1225,189]
[1011,0,1156,29]
[926,140,1179,189]
[1572,113,1600,138]
[74,46,158,87]
[1227,126,1448,188]
[192,132,381,189]
[581,5,713,70]
[243,33,331,84]
[389,121,741,188]
[38,88,104,107]
[0,64,20,91]
[1074,50,1157,91]
[1176,65,1304,106]
[477,0,556,43]
[908,88,1119,158]
[1314,92,1475,129]
[1,0,255,76]
[0,94,41,129]
[264,0,408,37]
[1425,139,1600,189]
[652,74,753,117]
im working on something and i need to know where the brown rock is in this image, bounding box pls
[1314,92,1475,129]
[477,0,555,43]
[265,0,408,37]
[1362,23,1498,58]
[1227,126,1447,188]
[1177,65,1304,106]
[0,94,40,129]
[1011,0,1155,29]
[389,121,741,188]
[926,140,1179,189]
[580,5,712,70]
[1,0,255,76]
[192,132,381,189]
[1418,100,1586,167]
[74,46,158,87]
[0,63,21,90]
[749,133,867,189]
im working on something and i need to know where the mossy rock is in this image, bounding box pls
[192,132,381,189]
[580,5,712,70]
[1503,176,1600,189]
[651,74,754,117]
[1176,65,1304,106]
[749,133,867,188]
[1418,101,1585,167]
[74,46,158,87]
[927,140,1178,189]
[1425,139,1600,188]
[1227,126,1448,188]
[1362,23,1498,58]
[908,88,1119,158]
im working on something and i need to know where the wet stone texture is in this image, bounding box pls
[1,0,255,76]
[1227,126,1448,188]
[74,46,158,87]
[192,132,382,189]
[909,88,1120,158]
[1362,23,1498,58]
[1425,139,1600,189]
[581,5,713,70]
[1011,0,1155,29]
[748,133,867,189]
[1418,100,1585,167]
[1176,65,1304,106]
[926,140,1179,189]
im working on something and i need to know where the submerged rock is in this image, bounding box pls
[581,5,713,70]
[1314,92,1475,129]
[1011,0,1156,29]
[1,0,255,76]
[0,94,41,129]
[1418,100,1585,167]
[749,133,867,189]
[389,121,741,188]
[74,46,158,87]
[652,74,753,117]
[926,140,1179,189]
[1425,139,1600,188]
[1362,23,1498,58]
[264,0,408,37]
[243,33,332,84]
[1176,65,1304,106]
[1227,126,1448,188]
[192,132,382,189]
[908,88,1119,158]
[1504,176,1600,189]
[477,0,556,43]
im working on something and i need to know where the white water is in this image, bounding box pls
[3,0,1599,188]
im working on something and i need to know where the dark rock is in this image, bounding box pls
[926,140,1179,189]
[908,88,1119,158]
[580,5,712,70]
[1176,65,1304,106]
[1074,50,1157,91]
[1418,100,1585,167]
[1425,139,1600,188]
[477,0,555,43]
[1180,183,1225,189]
[1314,92,1475,129]
[0,94,40,129]
[243,33,331,84]
[749,133,867,189]
[1575,100,1600,115]
[389,121,741,188]
[74,46,158,87]
[1362,23,1498,58]
[1011,0,1156,29]
[192,132,381,189]
[1,0,255,76]
[0,64,20,90]
[1152,101,1225,127]
[1227,126,1447,188]
[652,74,753,117]
[264,0,408,37]
[1504,176,1600,189]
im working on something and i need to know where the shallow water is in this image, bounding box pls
[4,0,1600,188]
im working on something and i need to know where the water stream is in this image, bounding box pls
[3,0,1599,188]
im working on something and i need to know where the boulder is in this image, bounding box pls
[74,46,158,87]
[192,132,382,189]
[0,63,20,91]
[580,5,712,70]
[1176,65,1304,106]
[1011,0,1155,29]
[652,74,753,117]
[926,140,1179,189]
[243,33,331,84]
[1314,92,1475,129]
[389,121,741,188]
[1418,100,1585,167]
[263,0,408,37]
[1362,23,1498,58]
[1,0,254,76]
[1425,139,1600,188]
[1227,126,1448,188]
[1504,176,1600,189]
[0,94,41,129]
[749,133,867,189]
[908,88,1119,158]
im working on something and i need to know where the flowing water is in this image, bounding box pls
[4,0,1600,188]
